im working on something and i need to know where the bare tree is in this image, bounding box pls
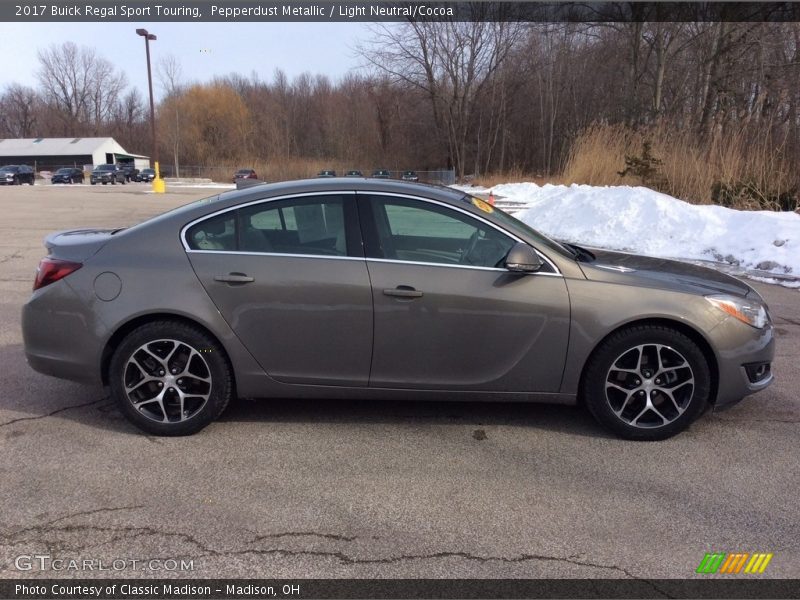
[156,53,184,96]
[37,42,127,135]
[0,84,41,137]
[360,12,524,177]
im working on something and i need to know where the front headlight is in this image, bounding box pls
[706,294,769,329]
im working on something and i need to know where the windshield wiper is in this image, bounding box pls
[564,243,595,262]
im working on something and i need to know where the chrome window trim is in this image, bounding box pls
[179,189,562,276]
[180,191,357,253]
[362,191,562,276]
[185,250,363,261]
[366,257,562,277]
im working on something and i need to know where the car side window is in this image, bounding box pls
[238,195,348,256]
[370,197,515,268]
[186,213,236,251]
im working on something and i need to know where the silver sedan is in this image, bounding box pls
[22,179,774,438]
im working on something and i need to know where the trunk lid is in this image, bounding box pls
[44,228,121,262]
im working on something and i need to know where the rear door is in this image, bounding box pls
[359,193,571,392]
[184,192,373,386]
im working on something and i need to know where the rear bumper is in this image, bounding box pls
[22,281,105,385]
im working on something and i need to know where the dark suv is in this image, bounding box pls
[0,165,35,185]
[136,168,156,182]
[51,168,85,184]
[90,164,125,185]
[117,164,139,183]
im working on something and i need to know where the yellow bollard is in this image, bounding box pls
[152,161,166,194]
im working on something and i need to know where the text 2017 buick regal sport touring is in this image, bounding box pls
[22,179,774,439]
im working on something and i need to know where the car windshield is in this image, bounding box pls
[236,170,251,174]
[142,169,154,174]
[1,165,19,172]
[95,165,114,171]
[460,195,578,259]
[56,169,72,174]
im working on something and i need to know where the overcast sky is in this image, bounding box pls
[0,22,373,98]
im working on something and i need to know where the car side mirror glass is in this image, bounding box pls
[505,242,543,273]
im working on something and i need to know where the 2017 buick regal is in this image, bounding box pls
[22,179,774,439]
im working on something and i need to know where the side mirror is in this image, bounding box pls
[505,242,543,273]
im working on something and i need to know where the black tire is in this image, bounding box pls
[91,181,96,185]
[109,321,233,436]
[581,325,711,441]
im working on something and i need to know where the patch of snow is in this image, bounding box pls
[464,182,799,288]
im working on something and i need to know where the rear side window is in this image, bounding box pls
[184,195,355,256]
[239,196,347,256]
[186,213,236,251]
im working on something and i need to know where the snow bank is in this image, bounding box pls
[460,182,800,279]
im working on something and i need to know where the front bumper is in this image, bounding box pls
[710,317,775,408]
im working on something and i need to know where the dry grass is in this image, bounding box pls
[562,122,796,209]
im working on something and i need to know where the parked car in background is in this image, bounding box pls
[0,164,35,185]
[117,164,139,183]
[345,170,364,177]
[317,170,337,178]
[90,164,125,185]
[137,168,156,183]
[51,168,84,184]
[21,179,774,439]
[401,170,419,182]
[233,168,258,183]
[371,169,391,179]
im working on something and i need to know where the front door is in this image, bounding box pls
[359,194,570,392]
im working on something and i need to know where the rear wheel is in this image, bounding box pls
[581,326,711,441]
[109,321,233,436]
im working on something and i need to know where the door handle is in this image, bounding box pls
[383,286,423,298]
[214,273,254,284]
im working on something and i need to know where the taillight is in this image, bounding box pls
[33,258,82,291]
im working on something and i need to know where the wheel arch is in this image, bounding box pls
[577,317,720,406]
[101,313,236,392]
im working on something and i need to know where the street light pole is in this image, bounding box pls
[136,28,164,193]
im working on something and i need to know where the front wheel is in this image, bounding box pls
[109,321,233,436]
[581,326,711,441]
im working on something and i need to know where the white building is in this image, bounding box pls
[0,137,149,171]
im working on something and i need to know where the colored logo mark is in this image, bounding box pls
[696,552,773,574]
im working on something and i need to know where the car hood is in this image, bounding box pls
[579,248,754,298]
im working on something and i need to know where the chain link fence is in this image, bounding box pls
[158,165,456,186]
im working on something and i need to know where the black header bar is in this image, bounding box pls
[4,2,800,23]
[2,579,800,599]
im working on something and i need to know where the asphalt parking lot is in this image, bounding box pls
[0,184,798,580]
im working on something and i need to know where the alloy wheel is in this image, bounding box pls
[604,343,695,428]
[123,339,212,423]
